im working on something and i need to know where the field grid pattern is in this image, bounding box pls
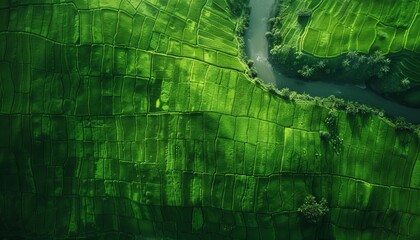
[274,0,420,106]
[277,0,420,57]
[0,0,420,239]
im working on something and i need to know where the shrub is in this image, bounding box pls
[227,0,250,16]
[247,59,254,67]
[297,9,312,18]
[297,92,312,101]
[253,77,264,85]
[298,195,329,224]
[265,31,273,39]
[324,110,337,128]
[327,95,346,110]
[357,104,372,115]
[345,104,358,115]
[278,87,291,99]
[366,51,391,78]
[270,44,292,64]
[323,110,343,153]
[377,30,388,40]
[289,91,298,100]
[246,67,258,78]
[272,30,283,44]
[395,117,415,132]
[319,131,331,141]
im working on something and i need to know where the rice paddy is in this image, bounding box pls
[0,0,419,239]
[271,0,420,106]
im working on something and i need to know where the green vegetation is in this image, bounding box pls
[0,0,419,240]
[269,0,420,107]
[297,195,329,224]
[227,0,250,17]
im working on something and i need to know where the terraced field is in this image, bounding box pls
[0,0,420,239]
[270,0,420,107]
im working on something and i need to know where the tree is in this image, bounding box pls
[298,65,314,77]
[315,60,326,69]
[346,51,359,60]
[401,77,410,89]
[342,58,351,70]
[297,195,329,224]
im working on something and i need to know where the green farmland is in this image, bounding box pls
[269,0,420,107]
[0,0,420,239]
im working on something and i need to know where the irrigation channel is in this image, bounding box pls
[244,0,420,123]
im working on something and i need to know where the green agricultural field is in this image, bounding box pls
[0,0,419,239]
[269,0,420,107]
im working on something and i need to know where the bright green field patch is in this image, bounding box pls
[405,13,420,52]
[2,0,420,239]
[182,43,204,60]
[182,19,198,44]
[371,23,396,52]
[115,12,133,46]
[190,61,209,83]
[327,25,345,56]
[212,0,230,10]
[290,0,420,57]
[368,0,385,19]
[310,10,331,32]
[130,14,145,47]
[172,0,190,19]
[302,28,320,54]
[139,17,155,49]
[200,19,234,41]
[154,11,171,34]
[357,16,377,53]
[340,27,351,53]
[390,28,406,53]
[380,0,399,24]
[343,12,357,28]
[203,48,218,65]
[187,0,206,22]
[166,16,185,40]
[140,1,160,19]
[202,7,235,30]
[395,1,418,28]
[198,31,238,55]
[167,39,181,55]
[315,32,330,57]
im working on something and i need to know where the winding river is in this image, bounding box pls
[244,0,420,123]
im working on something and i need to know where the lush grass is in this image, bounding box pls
[296,0,420,57]
[270,0,420,107]
[0,0,419,239]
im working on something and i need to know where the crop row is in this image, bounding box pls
[296,0,420,57]
[1,0,419,239]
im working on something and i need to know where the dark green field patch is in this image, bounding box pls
[371,23,396,52]
[302,28,319,54]
[327,25,345,56]
[357,16,377,53]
